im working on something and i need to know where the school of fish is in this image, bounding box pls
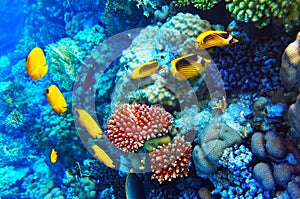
[25,30,238,198]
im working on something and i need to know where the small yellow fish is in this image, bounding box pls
[130,61,160,79]
[74,108,102,139]
[91,144,115,168]
[170,54,211,81]
[45,85,67,114]
[195,30,238,49]
[26,47,48,80]
[50,148,58,163]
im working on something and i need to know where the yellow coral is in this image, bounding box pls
[284,32,300,66]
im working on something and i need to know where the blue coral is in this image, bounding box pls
[210,145,267,198]
[212,34,292,95]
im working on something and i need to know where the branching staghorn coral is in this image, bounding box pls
[225,0,300,31]
[173,0,219,10]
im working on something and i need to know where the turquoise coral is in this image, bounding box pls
[225,0,300,31]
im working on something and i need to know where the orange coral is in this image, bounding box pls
[106,104,173,152]
[150,136,192,183]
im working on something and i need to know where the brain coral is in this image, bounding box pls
[225,0,300,31]
[120,12,222,70]
[113,13,221,108]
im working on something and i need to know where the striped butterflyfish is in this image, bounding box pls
[195,30,238,49]
[170,54,211,81]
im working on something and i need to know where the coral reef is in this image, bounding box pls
[150,136,192,183]
[46,24,105,90]
[106,104,173,152]
[17,0,67,55]
[32,105,90,167]
[280,31,300,92]
[210,145,266,198]
[193,116,242,175]
[251,131,300,197]
[0,166,30,197]
[121,12,222,69]
[288,94,300,135]
[113,13,222,109]
[225,0,300,31]
[101,0,148,36]
[132,0,162,17]
[22,158,64,199]
[173,0,219,10]
[212,31,291,95]
[0,56,12,81]
[62,159,126,198]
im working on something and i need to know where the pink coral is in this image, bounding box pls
[150,136,192,183]
[106,104,173,152]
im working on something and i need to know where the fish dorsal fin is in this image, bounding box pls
[217,32,230,39]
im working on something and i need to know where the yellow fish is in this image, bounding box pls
[195,30,238,49]
[50,148,58,163]
[170,54,211,81]
[74,108,102,139]
[45,85,67,114]
[26,47,48,80]
[130,61,160,79]
[91,144,115,168]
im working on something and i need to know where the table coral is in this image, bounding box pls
[225,0,300,31]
